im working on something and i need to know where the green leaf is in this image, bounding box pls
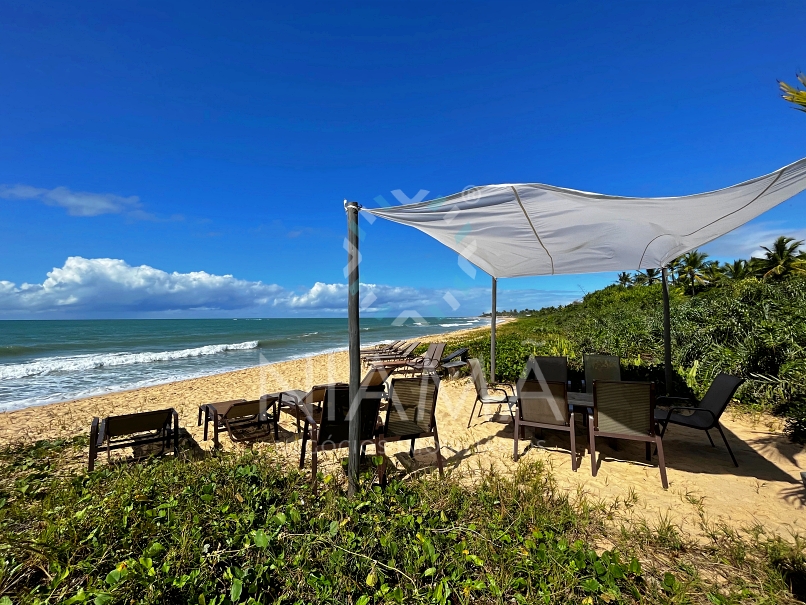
[356,596,370,605]
[273,512,287,525]
[144,542,165,558]
[252,529,269,548]
[329,520,339,536]
[581,578,601,593]
[94,594,113,605]
[0,597,13,605]
[366,570,377,587]
[465,554,484,566]
[230,578,243,602]
[423,567,436,577]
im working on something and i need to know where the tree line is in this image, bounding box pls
[618,235,806,294]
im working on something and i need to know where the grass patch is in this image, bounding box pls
[0,440,803,604]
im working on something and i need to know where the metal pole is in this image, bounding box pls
[490,276,497,383]
[661,266,672,396]
[345,200,361,497]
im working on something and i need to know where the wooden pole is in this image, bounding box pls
[490,276,497,382]
[661,266,673,396]
[345,201,361,497]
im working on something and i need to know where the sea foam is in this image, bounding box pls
[0,341,260,380]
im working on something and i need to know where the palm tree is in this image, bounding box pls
[668,256,686,286]
[634,268,662,286]
[616,272,633,287]
[702,261,723,286]
[722,259,753,280]
[758,236,806,280]
[780,72,806,112]
[680,250,709,295]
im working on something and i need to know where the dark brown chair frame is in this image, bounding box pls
[89,408,179,471]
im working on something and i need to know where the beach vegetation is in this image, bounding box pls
[0,438,804,604]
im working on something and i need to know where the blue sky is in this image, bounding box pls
[1,1,804,318]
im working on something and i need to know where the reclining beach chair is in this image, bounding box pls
[297,370,387,489]
[655,373,743,467]
[198,398,279,448]
[467,357,516,427]
[589,380,667,488]
[525,355,568,383]
[363,341,421,363]
[89,408,179,471]
[361,340,402,355]
[374,342,447,376]
[361,340,408,361]
[378,374,444,483]
[514,379,577,470]
[584,354,621,393]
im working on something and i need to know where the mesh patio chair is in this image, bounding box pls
[379,374,444,483]
[514,379,577,470]
[655,373,743,467]
[89,408,179,471]
[590,380,668,488]
[402,342,446,375]
[297,376,387,489]
[584,354,621,393]
[361,340,403,355]
[371,342,444,375]
[467,357,516,427]
[525,355,568,384]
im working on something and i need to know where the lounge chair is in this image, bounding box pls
[655,373,743,467]
[361,340,402,355]
[378,374,444,482]
[467,357,516,427]
[589,380,667,488]
[584,354,620,393]
[198,398,279,448]
[525,355,568,383]
[364,341,421,362]
[373,342,446,376]
[514,379,577,470]
[439,347,469,377]
[297,370,387,489]
[89,408,179,471]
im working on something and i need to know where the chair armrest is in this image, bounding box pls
[491,382,515,394]
[488,386,511,399]
[295,403,319,428]
[660,406,717,423]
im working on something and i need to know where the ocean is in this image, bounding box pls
[0,317,487,412]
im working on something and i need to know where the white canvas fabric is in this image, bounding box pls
[364,158,806,278]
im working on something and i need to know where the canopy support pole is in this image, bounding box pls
[661,266,672,396]
[345,201,361,497]
[491,276,497,382]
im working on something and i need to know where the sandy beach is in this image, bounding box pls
[1,318,803,542]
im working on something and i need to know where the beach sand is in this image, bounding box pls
[1,318,803,541]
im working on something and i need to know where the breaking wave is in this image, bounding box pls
[0,341,260,381]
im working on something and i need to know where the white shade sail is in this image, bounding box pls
[364,158,806,278]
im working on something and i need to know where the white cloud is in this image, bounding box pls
[0,184,141,217]
[0,257,283,314]
[0,257,581,317]
[703,221,806,260]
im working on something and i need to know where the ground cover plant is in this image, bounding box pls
[0,438,804,604]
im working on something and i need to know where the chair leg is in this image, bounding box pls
[513,417,520,461]
[409,439,416,458]
[433,424,445,478]
[88,419,98,472]
[203,407,210,441]
[655,435,668,489]
[569,414,577,472]
[588,416,597,477]
[705,429,715,447]
[467,398,478,428]
[299,423,309,469]
[646,442,651,462]
[716,423,738,467]
[273,400,279,440]
[375,440,386,486]
[311,448,318,491]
